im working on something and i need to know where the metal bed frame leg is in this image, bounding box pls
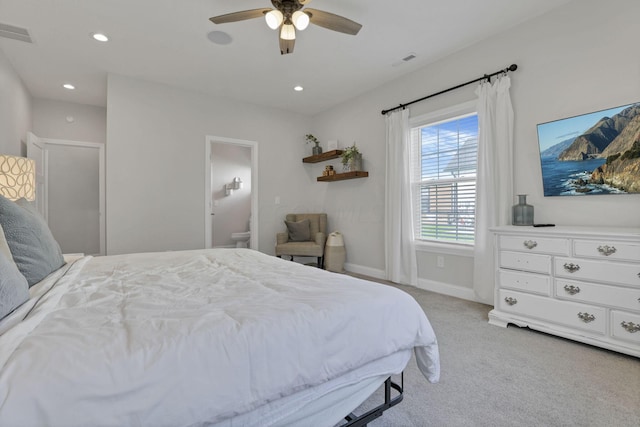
[342,372,404,427]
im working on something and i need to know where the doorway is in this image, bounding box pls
[204,136,258,250]
[27,132,106,255]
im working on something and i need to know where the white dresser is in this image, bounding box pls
[489,226,640,357]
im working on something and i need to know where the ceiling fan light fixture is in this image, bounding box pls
[280,23,296,40]
[91,32,109,42]
[265,10,283,30]
[292,11,309,31]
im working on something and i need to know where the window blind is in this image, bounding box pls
[411,113,478,244]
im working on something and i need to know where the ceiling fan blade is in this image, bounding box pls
[210,8,271,24]
[305,8,362,35]
[279,37,295,55]
[298,0,314,4]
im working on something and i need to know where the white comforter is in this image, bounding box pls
[0,249,439,426]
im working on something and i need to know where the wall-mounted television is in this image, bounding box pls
[536,102,640,196]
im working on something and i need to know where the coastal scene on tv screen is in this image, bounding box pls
[537,102,640,196]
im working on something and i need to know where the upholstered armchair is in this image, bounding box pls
[275,213,327,268]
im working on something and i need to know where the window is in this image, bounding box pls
[410,103,478,245]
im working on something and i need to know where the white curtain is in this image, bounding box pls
[385,109,417,285]
[473,76,514,304]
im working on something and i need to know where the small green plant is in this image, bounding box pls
[341,143,361,164]
[606,153,621,164]
[620,140,640,160]
[305,134,319,145]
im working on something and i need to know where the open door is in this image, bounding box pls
[26,132,48,221]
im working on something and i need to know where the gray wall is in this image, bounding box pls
[32,99,106,144]
[105,74,314,255]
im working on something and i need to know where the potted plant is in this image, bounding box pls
[305,134,322,155]
[341,144,362,171]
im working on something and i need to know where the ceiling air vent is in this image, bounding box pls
[392,52,417,67]
[0,23,33,43]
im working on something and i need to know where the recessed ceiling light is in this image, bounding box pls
[294,85,304,92]
[91,32,109,42]
[63,83,75,90]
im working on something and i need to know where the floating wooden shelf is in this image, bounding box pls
[317,171,369,182]
[302,150,343,163]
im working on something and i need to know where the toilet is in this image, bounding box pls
[231,231,251,248]
[231,216,251,248]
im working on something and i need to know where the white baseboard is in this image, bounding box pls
[343,263,385,280]
[415,278,477,302]
[344,263,477,302]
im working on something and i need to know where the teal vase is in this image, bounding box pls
[512,194,534,226]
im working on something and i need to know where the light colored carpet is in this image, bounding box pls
[349,280,640,427]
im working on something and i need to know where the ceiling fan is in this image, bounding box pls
[209,0,362,55]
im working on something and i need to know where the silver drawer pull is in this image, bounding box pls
[577,312,595,323]
[563,263,580,273]
[523,240,537,250]
[504,297,518,306]
[597,245,617,256]
[620,321,640,333]
[563,284,580,295]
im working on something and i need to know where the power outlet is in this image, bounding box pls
[436,255,445,268]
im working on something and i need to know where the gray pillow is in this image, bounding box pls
[285,218,311,242]
[0,251,29,320]
[0,195,65,286]
[0,222,12,260]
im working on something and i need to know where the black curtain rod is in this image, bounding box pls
[380,63,518,115]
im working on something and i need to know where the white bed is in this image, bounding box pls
[0,248,440,426]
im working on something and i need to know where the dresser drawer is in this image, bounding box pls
[610,310,640,344]
[500,251,551,274]
[555,279,640,312]
[573,239,640,262]
[499,235,569,255]
[498,290,606,334]
[499,270,550,295]
[555,257,640,287]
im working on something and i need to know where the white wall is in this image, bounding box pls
[32,99,106,144]
[311,0,640,293]
[0,48,31,156]
[106,74,313,255]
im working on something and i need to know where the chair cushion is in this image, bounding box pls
[285,219,311,242]
[275,241,323,257]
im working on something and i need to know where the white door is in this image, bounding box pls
[26,132,48,220]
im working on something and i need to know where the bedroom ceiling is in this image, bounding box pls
[0,0,572,116]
